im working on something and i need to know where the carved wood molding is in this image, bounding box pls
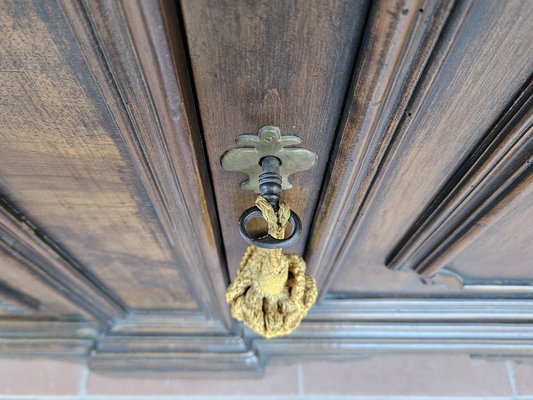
[58,0,230,326]
[90,350,260,372]
[386,77,533,276]
[0,198,126,325]
[256,326,533,359]
[0,278,40,314]
[97,333,247,354]
[259,299,533,359]
[308,299,533,322]
[91,314,252,370]
[431,267,533,293]
[307,0,533,287]
[306,0,465,294]
[89,299,533,370]
[107,311,229,335]
[0,320,97,357]
[1,298,533,368]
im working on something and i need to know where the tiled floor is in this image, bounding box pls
[0,354,531,399]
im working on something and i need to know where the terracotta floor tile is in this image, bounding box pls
[0,358,83,395]
[87,361,299,396]
[512,360,533,395]
[301,353,511,396]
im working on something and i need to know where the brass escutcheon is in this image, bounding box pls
[221,126,317,193]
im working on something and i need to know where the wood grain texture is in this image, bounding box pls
[0,320,96,357]
[326,0,533,294]
[71,0,230,324]
[180,0,370,274]
[449,182,533,281]
[0,278,39,315]
[0,299,28,316]
[0,198,124,325]
[305,0,456,293]
[97,334,247,353]
[0,0,532,369]
[0,248,82,318]
[0,0,197,310]
[107,311,227,335]
[90,299,533,370]
[387,77,533,276]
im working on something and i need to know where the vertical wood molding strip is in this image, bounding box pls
[59,0,231,326]
[306,0,462,293]
[386,77,533,276]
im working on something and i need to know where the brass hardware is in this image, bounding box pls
[238,155,302,249]
[221,126,316,249]
[224,127,318,337]
[221,126,317,193]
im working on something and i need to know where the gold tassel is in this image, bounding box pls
[226,196,318,338]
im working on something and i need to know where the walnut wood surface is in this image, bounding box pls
[0,198,124,324]
[0,0,196,310]
[180,0,370,274]
[0,0,532,370]
[0,247,80,318]
[387,77,533,277]
[71,0,230,324]
[450,180,533,280]
[323,0,533,295]
[0,273,40,316]
[305,0,456,295]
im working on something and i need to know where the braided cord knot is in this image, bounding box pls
[226,196,318,338]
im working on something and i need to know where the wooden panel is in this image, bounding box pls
[322,0,533,294]
[0,277,38,316]
[0,198,123,324]
[0,0,197,310]
[67,0,230,323]
[387,78,533,277]
[448,180,533,281]
[0,247,81,318]
[305,0,456,293]
[180,0,369,273]
[1,0,532,369]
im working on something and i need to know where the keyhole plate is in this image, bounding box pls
[221,126,317,193]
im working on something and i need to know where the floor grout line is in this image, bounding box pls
[506,360,518,398]
[297,363,304,397]
[78,363,89,400]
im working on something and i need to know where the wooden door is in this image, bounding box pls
[0,0,531,370]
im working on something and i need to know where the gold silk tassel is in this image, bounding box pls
[225,196,318,338]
